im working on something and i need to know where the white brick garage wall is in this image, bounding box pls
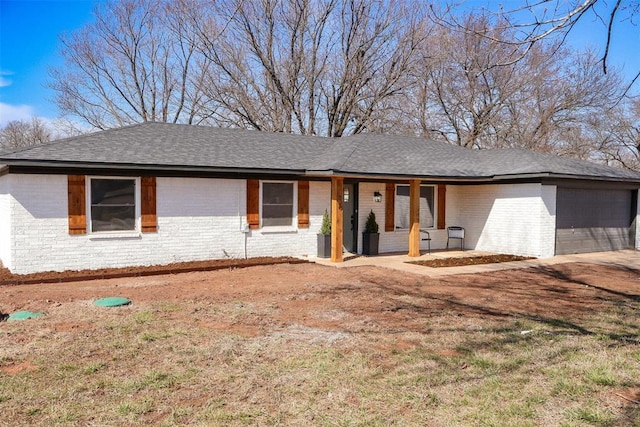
[3,174,330,274]
[447,183,557,258]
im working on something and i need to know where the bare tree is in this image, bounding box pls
[51,0,425,136]
[0,117,51,150]
[48,118,87,140]
[436,1,640,89]
[586,98,640,170]
[417,15,534,148]
[178,0,331,133]
[391,13,627,161]
[185,0,425,136]
[49,0,213,129]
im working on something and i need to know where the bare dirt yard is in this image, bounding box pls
[1,261,639,426]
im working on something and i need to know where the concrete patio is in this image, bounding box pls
[313,249,640,277]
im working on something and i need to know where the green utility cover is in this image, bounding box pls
[8,311,45,321]
[94,297,131,307]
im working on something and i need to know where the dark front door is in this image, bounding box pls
[343,183,358,253]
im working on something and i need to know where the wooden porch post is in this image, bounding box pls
[408,179,421,257]
[331,177,344,263]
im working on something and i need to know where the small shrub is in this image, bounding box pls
[364,210,379,234]
[319,209,331,235]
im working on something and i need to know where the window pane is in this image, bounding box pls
[91,179,136,232]
[91,206,136,231]
[395,185,435,229]
[263,183,293,205]
[395,186,410,229]
[419,186,434,228]
[262,182,293,227]
[91,179,135,205]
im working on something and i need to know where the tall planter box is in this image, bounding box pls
[362,210,380,256]
[317,234,331,258]
[362,232,379,256]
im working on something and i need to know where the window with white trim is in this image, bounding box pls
[89,178,138,232]
[395,184,435,229]
[261,181,295,227]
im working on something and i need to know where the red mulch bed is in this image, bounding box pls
[0,257,307,285]
[408,254,534,268]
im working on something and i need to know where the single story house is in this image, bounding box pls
[1,122,639,274]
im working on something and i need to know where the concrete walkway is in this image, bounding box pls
[313,249,640,277]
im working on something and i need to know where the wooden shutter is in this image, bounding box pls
[246,179,260,229]
[437,184,446,229]
[68,175,87,235]
[385,182,395,232]
[297,180,310,228]
[141,176,157,233]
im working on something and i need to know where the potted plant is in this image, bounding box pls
[317,209,331,258]
[362,210,379,255]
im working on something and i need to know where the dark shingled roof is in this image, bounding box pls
[1,122,639,182]
[0,122,329,172]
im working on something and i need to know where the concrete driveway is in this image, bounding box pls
[313,249,640,277]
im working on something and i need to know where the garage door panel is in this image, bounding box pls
[556,188,634,255]
[556,188,631,228]
[556,227,630,254]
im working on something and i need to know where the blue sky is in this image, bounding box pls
[0,0,95,125]
[0,0,639,127]
[465,0,640,75]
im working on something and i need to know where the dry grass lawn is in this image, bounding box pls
[1,261,639,426]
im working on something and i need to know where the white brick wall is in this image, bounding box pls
[447,183,557,258]
[4,175,331,274]
[0,174,568,273]
[0,174,12,269]
[540,185,557,258]
[155,178,245,262]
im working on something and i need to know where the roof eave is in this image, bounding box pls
[492,172,640,184]
[305,170,640,184]
[3,160,639,184]
[0,160,309,177]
